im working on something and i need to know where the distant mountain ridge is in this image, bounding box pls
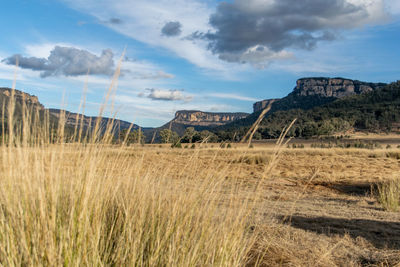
[216,79,399,140]
[48,109,146,134]
[1,76,395,143]
[253,77,386,113]
[0,87,143,136]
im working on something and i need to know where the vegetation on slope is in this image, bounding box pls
[216,81,400,140]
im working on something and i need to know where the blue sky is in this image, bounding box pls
[0,0,399,127]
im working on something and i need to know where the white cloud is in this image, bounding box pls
[2,43,176,90]
[62,0,225,70]
[61,0,391,74]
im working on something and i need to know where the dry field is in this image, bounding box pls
[1,127,400,266]
[131,144,400,266]
[1,76,399,265]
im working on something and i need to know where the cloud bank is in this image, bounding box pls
[200,0,387,65]
[62,0,389,69]
[3,46,114,77]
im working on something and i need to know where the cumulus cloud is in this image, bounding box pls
[140,88,192,101]
[61,0,232,72]
[199,0,386,64]
[161,21,182,37]
[63,0,388,69]
[2,46,115,77]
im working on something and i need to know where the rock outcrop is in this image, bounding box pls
[173,110,249,127]
[253,78,386,113]
[0,87,44,109]
[253,99,278,113]
[292,77,386,98]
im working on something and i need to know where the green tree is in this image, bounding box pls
[183,127,197,143]
[159,129,179,144]
[198,130,218,143]
[119,129,146,145]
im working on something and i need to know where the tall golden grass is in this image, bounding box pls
[0,64,288,266]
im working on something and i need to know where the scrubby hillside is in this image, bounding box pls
[216,81,400,140]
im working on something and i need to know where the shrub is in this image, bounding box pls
[227,143,232,149]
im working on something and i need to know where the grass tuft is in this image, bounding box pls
[376,178,400,212]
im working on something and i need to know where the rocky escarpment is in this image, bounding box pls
[173,110,249,127]
[292,77,386,98]
[0,87,44,110]
[253,99,278,113]
[253,78,386,113]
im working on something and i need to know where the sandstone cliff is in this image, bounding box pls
[173,110,249,127]
[0,87,44,110]
[292,77,386,98]
[253,78,386,112]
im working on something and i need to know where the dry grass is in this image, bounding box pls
[377,178,400,212]
[1,68,400,265]
[0,70,293,266]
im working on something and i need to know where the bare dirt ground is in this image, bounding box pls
[138,142,400,266]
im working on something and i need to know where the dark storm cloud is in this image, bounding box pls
[3,46,115,78]
[195,0,378,64]
[161,21,182,37]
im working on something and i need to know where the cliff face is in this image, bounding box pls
[253,99,278,113]
[292,78,386,98]
[173,110,249,127]
[253,78,386,113]
[0,87,44,110]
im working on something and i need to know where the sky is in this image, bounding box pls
[0,0,399,127]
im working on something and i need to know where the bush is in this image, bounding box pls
[190,144,196,149]
[227,143,232,149]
